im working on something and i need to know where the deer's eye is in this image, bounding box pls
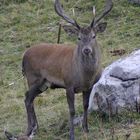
[78,37,81,40]
[92,35,96,39]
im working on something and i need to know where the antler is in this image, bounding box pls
[54,0,80,29]
[5,131,17,140]
[91,0,113,27]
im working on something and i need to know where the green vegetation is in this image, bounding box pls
[0,0,140,139]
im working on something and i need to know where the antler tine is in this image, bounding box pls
[94,0,113,25]
[93,6,96,17]
[54,0,80,29]
[90,0,113,27]
[5,131,15,140]
[90,6,96,27]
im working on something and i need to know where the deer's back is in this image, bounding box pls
[22,43,75,87]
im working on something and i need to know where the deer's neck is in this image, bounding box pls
[77,45,100,71]
[73,43,101,90]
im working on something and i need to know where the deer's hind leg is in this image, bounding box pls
[25,76,48,136]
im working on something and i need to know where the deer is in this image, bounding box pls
[22,0,113,139]
[4,128,36,140]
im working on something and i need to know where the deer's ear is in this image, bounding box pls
[94,22,107,33]
[62,25,79,37]
[5,131,17,140]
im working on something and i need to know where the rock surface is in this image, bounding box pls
[88,49,140,115]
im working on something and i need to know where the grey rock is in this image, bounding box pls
[88,49,140,115]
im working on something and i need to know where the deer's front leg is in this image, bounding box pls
[66,87,75,140]
[82,89,91,133]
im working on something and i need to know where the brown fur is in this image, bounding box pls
[23,43,101,91]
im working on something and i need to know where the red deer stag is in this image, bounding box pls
[22,0,113,139]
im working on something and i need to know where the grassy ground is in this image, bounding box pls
[0,0,140,139]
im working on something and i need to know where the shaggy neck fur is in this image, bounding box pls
[73,41,101,90]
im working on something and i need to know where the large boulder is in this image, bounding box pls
[88,49,140,115]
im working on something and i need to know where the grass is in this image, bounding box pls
[0,0,140,139]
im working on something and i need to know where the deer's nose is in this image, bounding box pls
[83,48,91,55]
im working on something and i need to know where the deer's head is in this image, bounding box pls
[55,0,113,56]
